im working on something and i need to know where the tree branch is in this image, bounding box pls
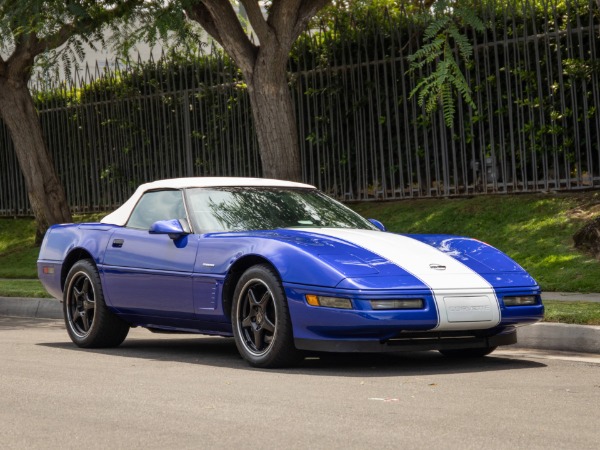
[292,0,332,42]
[29,23,76,56]
[5,31,40,80]
[185,1,224,47]
[186,1,257,74]
[239,0,271,44]
[267,0,330,50]
[268,0,301,47]
[31,0,143,56]
[2,0,144,81]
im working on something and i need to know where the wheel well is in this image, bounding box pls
[221,255,278,319]
[61,248,95,291]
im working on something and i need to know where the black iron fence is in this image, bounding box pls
[1,0,599,216]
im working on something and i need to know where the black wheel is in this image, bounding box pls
[63,259,129,348]
[439,346,497,358]
[232,265,301,368]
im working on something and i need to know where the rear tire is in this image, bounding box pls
[439,346,497,358]
[63,259,129,348]
[232,265,301,368]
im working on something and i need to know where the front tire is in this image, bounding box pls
[439,346,497,358]
[232,265,301,368]
[63,259,129,348]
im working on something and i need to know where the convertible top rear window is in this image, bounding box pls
[185,187,376,232]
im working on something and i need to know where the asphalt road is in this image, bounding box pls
[1,318,599,449]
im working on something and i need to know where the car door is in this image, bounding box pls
[101,189,197,320]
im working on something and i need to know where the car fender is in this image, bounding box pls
[37,223,120,297]
[194,233,352,288]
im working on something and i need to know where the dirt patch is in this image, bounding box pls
[573,216,600,259]
[565,191,600,221]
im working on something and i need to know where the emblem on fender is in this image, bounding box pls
[429,263,446,271]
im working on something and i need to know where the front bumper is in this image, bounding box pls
[295,326,517,353]
[285,283,542,353]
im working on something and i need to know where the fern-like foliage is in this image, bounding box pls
[407,0,486,127]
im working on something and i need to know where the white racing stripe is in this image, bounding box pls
[304,228,501,330]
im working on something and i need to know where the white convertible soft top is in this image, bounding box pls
[100,177,316,226]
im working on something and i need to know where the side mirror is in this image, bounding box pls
[368,218,387,232]
[149,219,190,240]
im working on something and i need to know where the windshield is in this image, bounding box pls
[184,187,376,233]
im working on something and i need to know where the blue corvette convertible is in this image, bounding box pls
[38,177,543,367]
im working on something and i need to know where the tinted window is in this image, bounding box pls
[127,190,186,230]
[185,187,376,232]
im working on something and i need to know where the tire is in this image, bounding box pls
[63,259,129,348]
[231,265,301,368]
[439,346,497,358]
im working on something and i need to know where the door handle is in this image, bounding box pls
[112,239,124,248]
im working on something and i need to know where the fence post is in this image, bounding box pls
[183,89,194,177]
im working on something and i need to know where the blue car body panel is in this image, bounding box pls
[38,223,543,350]
[102,227,197,319]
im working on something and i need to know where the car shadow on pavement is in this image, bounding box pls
[1,317,546,375]
[38,333,546,377]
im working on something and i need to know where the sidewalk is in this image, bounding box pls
[542,292,600,303]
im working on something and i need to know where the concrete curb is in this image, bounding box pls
[0,297,598,355]
[513,322,600,354]
[0,297,63,320]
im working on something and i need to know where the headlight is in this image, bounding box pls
[503,295,537,306]
[370,299,424,310]
[305,295,352,309]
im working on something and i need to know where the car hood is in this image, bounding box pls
[214,228,537,290]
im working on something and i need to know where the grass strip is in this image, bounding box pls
[0,279,53,298]
[543,300,600,326]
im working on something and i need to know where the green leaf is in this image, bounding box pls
[407,0,486,128]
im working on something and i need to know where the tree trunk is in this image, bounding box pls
[0,78,72,243]
[184,0,331,183]
[245,56,302,182]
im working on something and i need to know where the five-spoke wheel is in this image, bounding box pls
[64,259,129,348]
[232,265,300,367]
[237,278,277,355]
[65,269,96,338]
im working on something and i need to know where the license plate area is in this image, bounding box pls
[443,296,494,323]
